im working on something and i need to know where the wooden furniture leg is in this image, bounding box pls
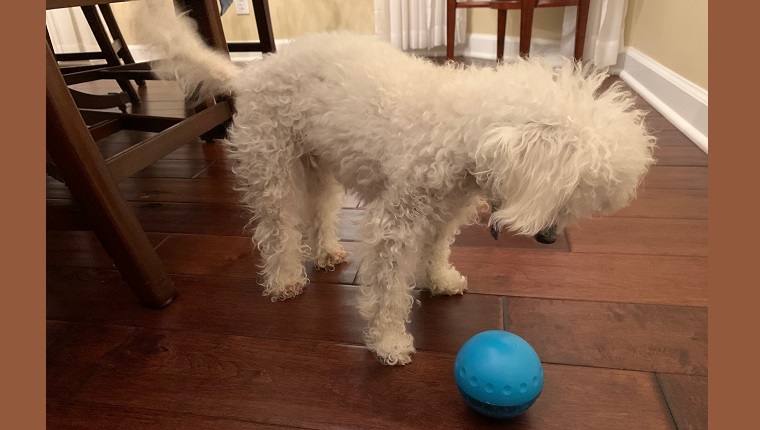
[519,0,535,58]
[574,0,590,60]
[98,4,146,86]
[225,0,277,55]
[46,44,176,308]
[252,0,276,53]
[496,9,507,61]
[446,0,457,60]
[80,5,140,104]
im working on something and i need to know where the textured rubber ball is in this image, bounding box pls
[454,330,543,419]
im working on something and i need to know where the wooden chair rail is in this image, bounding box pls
[105,103,232,182]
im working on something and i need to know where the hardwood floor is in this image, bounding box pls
[47,66,707,429]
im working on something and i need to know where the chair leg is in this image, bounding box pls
[46,28,54,53]
[252,0,276,53]
[98,4,146,86]
[46,45,176,308]
[496,9,507,62]
[175,0,234,142]
[574,0,591,60]
[81,5,140,105]
[446,0,456,60]
[519,0,535,58]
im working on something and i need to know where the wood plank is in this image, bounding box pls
[74,328,676,430]
[449,247,707,306]
[47,200,365,244]
[566,218,708,257]
[657,373,708,430]
[130,202,249,236]
[640,166,708,190]
[614,188,707,219]
[506,297,707,375]
[96,137,225,161]
[47,200,249,236]
[46,320,66,347]
[116,177,239,204]
[47,402,300,430]
[81,101,191,118]
[455,224,570,251]
[47,268,503,354]
[97,131,156,150]
[47,177,240,204]
[154,233,361,285]
[654,146,708,167]
[163,140,228,160]
[132,159,212,178]
[193,159,234,179]
[46,231,168,268]
[47,321,136,403]
[655,130,700,147]
[647,116,679,132]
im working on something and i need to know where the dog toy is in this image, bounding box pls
[454,330,543,419]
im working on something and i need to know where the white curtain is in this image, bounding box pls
[46,8,100,53]
[561,0,628,67]
[373,0,466,51]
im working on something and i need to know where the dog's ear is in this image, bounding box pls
[473,121,584,236]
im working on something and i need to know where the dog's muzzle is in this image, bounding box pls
[534,225,558,244]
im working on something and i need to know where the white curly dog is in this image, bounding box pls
[135,2,655,365]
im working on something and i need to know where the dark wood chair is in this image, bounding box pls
[226,0,277,55]
[47,4,145,107]
[446,0,591,61]
[46,0,245,308]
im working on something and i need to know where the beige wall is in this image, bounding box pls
[625,0,708,90]
[111,0,374,44]
[112,1,706,90]
[467,5,564,40]
[221,0,374,41]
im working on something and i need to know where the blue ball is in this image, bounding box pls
[454,330,543,419]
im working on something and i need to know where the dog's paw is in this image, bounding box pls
[366,331,416,366]
[314,248,348,271]
[264,281,306,301]
[426,267,468,296]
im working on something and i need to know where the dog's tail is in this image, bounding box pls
[133,0,241,101]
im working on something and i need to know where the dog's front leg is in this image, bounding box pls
[422,197,480,295]
[357,200,428,365]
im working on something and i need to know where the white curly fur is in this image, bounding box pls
[135,1,656,365]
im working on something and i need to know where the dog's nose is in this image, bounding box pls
[534,226,558,244]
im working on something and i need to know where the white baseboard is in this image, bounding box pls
[462,33,564,63]
[614,48,708,153]
[405,33,566,66]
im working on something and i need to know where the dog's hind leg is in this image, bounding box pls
[232,131,310,301]
[304,168,347,270]
[357,196,432,365]
[251,164,310,301]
